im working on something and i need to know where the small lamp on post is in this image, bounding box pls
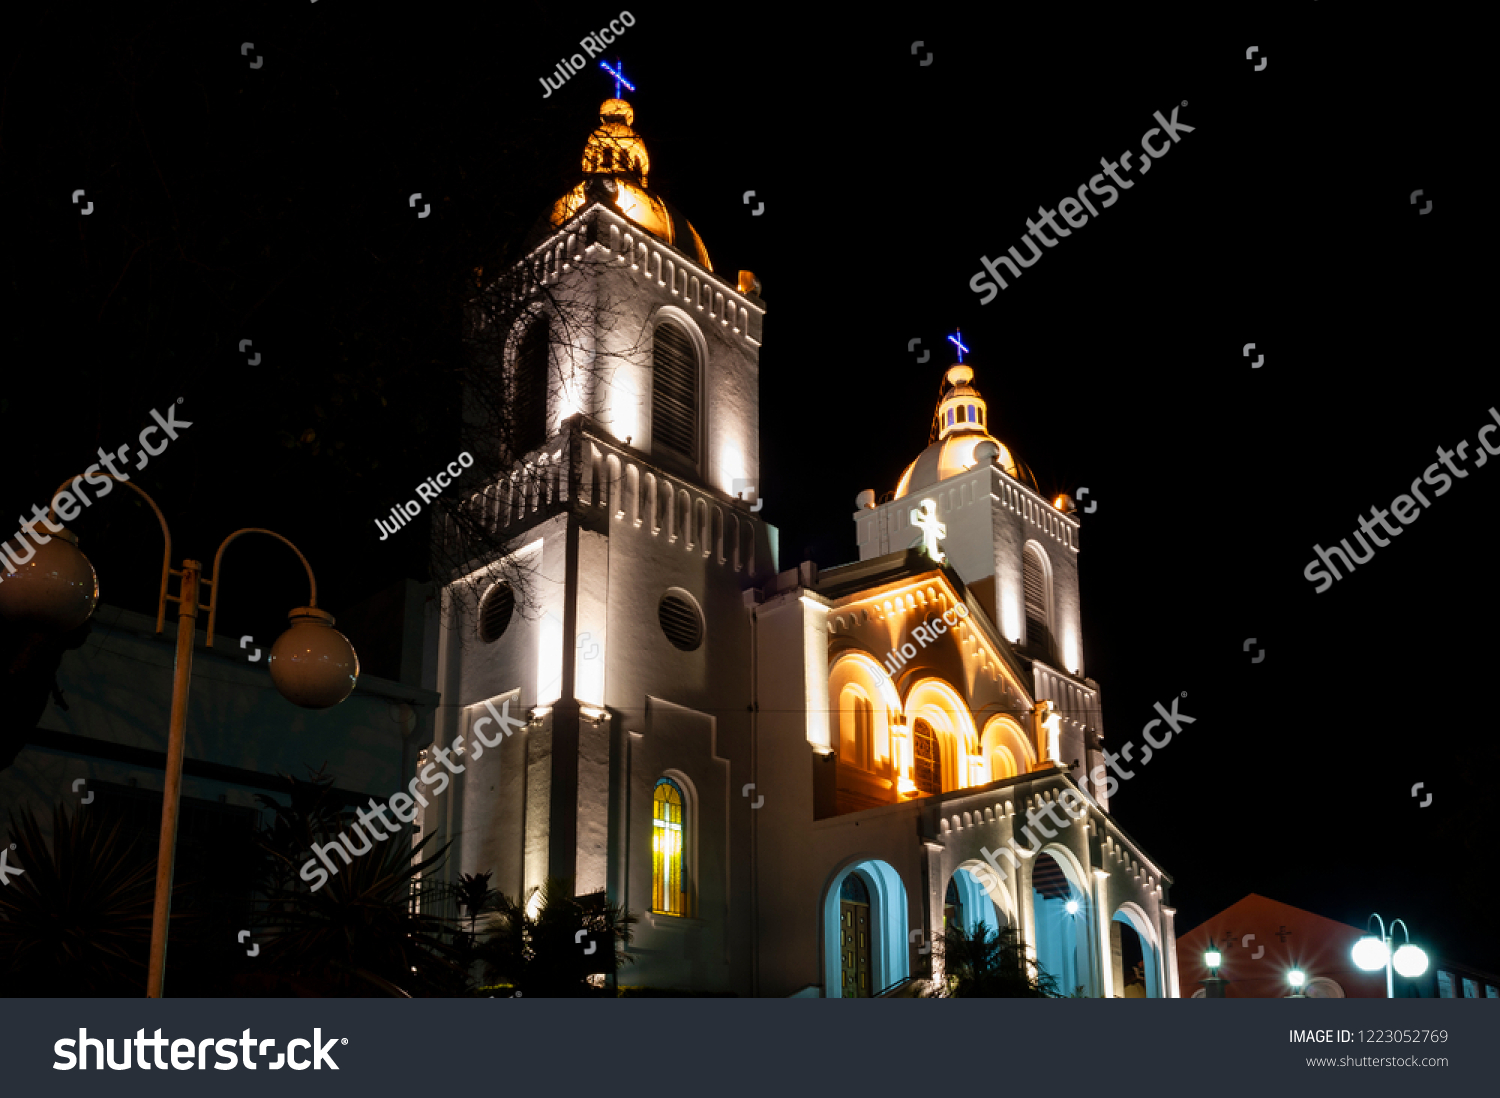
[1201,939,1226,998]
[0,475,359,997]
[1287,968,1307,997]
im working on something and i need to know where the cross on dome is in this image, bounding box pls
[947,330,969,363]
[600,59,634,100]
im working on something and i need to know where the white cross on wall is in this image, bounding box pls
[911,499,946,562]
[1042,706,1062,763]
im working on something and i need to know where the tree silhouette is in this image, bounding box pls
[928,922,1063,998]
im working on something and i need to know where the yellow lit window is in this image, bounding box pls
[652,778,686,915]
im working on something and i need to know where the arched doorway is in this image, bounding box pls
[1031,848,1094,997]
[823,860,910,997]
[1111,903,1162,998]
[947,865,1005,936]
[1112,918,1147,997]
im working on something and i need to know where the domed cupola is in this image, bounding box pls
[936,364,987,440]
[894,361,1038,500]
[549,96,713,271]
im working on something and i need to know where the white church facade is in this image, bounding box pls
[420,95,1179,997]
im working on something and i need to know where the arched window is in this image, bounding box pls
[1022,544,1053,658]
[840,685,873,769]
[913,718,940,794]
[652,778,687,916]
[513,317,549,457]
[652,321,698,463]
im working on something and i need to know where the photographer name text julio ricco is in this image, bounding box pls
[375,451,473,541]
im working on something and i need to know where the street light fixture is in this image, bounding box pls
[1351,913,1428,998]
[0,475,358,997]
[1201,939,1226,998]
[1287,968,1306,997]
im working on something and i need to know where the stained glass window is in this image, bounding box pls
[913,719,939,794]
[841,873,870,904]
[652,778,686,916]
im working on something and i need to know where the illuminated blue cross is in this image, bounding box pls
[947,330,970,363]
[601,60,635,99]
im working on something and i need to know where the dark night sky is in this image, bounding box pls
[5,6,1495,970]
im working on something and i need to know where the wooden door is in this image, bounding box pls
[840,873,872,997]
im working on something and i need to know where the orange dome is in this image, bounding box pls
[548,99,712,271]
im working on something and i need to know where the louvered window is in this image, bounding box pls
[658,590,703,651]
[652,322,698,461]
[514,318,548,456]
[1023,545,1052,657]
[478,581,515,642]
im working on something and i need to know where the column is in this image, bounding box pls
[1093,868,1114,999]
[1161,906,1180,998]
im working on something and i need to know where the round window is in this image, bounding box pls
[478,581,515,642]
[658,590,703,651]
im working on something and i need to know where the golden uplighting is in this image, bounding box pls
[548,99,714,271]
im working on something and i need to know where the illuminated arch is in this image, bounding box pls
[1112,901,1163,998]
[980,715,1034,782]
[903,677,979,792]
[829,652,903,772]
[958,855,1017,931]
[949,863,1008,934]
[1031,841,1096,997]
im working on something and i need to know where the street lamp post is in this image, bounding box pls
[1351,913,1429,999]
[1201,939,1226,998]
[0,474,359,997]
